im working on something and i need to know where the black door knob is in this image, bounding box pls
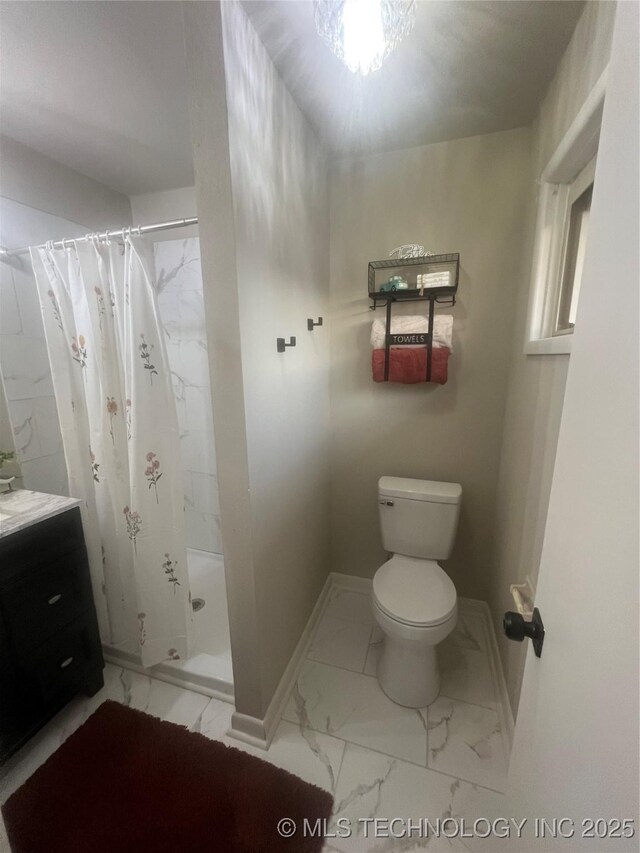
[503,611,527,641]
[503,607,545,657]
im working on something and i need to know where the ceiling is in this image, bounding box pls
[242,0,584,154]
[0,1,584,197]
[0,1,194,197]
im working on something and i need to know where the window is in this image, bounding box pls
[553,158,596,336]
[524,68,606,356]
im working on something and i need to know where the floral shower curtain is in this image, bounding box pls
[30,234,192,667]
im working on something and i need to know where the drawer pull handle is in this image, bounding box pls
[59,657,74,669]
[48,594,63,605]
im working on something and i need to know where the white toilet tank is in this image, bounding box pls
[378,476,462,560]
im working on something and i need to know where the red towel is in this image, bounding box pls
[372,347,450,384]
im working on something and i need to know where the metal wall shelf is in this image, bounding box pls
[368,253,460,383]
[368,252,459,305]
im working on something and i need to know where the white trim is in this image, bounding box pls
[525,182,569,352]
[227,572,334,749]
[472,599,515,751]
[326,583,515,749]
[524,335,572,356]
[554,156,596,334]
[456,595,485,615]
[330,571,376,594]
[445,594,514,748]
[330,582,515,747]
[226,712,273,750]
[524,66,608,355]
[226,573,514,757]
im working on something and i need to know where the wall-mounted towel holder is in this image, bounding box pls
[368,253,460,382]
[277,336,296,353]
[307,317,323,331]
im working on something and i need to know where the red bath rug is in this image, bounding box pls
[2,699,333,853]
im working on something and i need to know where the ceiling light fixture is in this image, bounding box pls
[314,0,416,76]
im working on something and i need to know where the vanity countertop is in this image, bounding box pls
[0,489,82,540]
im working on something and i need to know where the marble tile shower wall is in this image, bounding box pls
[154,238,222,555]
[0,198,71,497]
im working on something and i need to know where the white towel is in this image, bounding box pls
[421,272,450,287]
[370,314,453,351]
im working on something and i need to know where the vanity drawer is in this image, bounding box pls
[27,615,100,704]
[0,508,85,582]
[0,549,93,652]
[0,501,104,763]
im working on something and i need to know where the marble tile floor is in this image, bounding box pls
[0,588,511,853]
[293,588,512,852]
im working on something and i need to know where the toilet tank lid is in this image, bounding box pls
[378,477,462,504]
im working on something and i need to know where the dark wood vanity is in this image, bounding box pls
[0,500,104,763]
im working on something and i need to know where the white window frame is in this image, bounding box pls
[524,67,608,356]
[552,155,596,336]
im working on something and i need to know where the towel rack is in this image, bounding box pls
[368,253,459,383]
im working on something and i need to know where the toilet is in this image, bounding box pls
[372,476,462,708]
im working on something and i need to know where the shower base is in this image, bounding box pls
[102,548,234,702]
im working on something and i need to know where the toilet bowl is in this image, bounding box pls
[373,555,457,707]
[373,477,462,708]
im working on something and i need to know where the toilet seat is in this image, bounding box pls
[373,555,457,628]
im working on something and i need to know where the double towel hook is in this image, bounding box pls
[277,316,324,353]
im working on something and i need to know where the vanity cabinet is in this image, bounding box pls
[0,506,104,763]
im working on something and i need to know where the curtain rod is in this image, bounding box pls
[0,216,199,259]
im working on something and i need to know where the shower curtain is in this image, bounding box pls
[30,235,192,667]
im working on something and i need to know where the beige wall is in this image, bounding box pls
[184,0,330,719]
[129,186,199,242]
[507,1,639,825]
[221,0,331,713]
[488,0,616,716]
[184,0,262,718]
[187,0,615,728]
[329,128,531,601]
[0,135,131,229]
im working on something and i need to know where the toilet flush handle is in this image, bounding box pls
[379,500,394,506]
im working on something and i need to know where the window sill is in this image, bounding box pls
[524,336,572,356]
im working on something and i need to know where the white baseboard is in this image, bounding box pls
[330,572,374,594]
[227,572,334,749]
[227,712,274,750]
[456,596,485,615]
[226,573,514,759]
[472,599,515,750]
